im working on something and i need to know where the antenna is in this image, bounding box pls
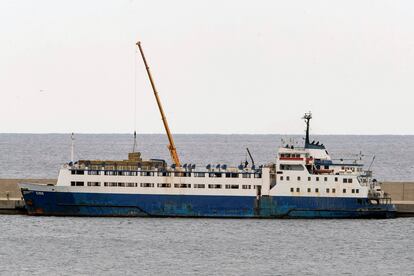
[132,131,137,153]
[70,133,75,164]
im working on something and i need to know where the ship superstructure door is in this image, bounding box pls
[256,185,262,199]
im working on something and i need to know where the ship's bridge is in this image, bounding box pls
[277,144,364,176]
[278,146,309,162]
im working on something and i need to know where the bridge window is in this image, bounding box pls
[351,189,355,193]
[324,177,327,182]
[290,188,294,192]
[307,188,311,193]
[286,176,290,181]
[348,179,353,183]
[242,185,251,189]
[343,178,348,183]
[308,177,311,181]
[297,176,301,181]
[242,173,251,178]
[280,164,304,171]
[332,188,336,193]
[315,188,319,193]
[126,183,137,187]
[343,188,346,193]
[316,177,319,181]
[296,188,300,192]
[356,189,359,193]
[194,184,205,188]
[194,172,205,177]
[326,188,330,193]
[280,176,284,181]
[118,183,125,187]
[335,177,338,182]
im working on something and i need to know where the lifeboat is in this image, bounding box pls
[314,169,334,174]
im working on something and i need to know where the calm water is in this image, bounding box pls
[0,134,413,275]
[0,216,413,275]
[0,134,414,180]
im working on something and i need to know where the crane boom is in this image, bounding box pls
[136,41,181,167]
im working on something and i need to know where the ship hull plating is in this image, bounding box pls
[21,190,396,219]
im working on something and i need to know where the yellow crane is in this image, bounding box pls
[136,41,181,168]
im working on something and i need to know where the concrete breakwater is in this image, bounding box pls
[0,179,56,214]
[0,179,413,216]
[381,182,414,216]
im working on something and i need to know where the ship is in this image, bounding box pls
[19,42,396,218]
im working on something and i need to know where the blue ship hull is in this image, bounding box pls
[21,190,396,219]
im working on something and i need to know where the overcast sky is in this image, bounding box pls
[0,1,413,134]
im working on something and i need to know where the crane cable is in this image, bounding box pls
[132,46,138,153]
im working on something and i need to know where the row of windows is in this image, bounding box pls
[280,153,302,158]
[341,166,363,172]
[72,170,262,179]
[71,182,256,190]
[280,176,353,183]
[290,187,360,194]
[279,164,304,171]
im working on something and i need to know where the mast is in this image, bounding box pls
[136,41,181,167]
[70,132,75,164]
[132,131,137,153]
[303,112,312,147]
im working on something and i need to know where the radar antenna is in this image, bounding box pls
[136,41,181,167]
[303,112,312,147]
